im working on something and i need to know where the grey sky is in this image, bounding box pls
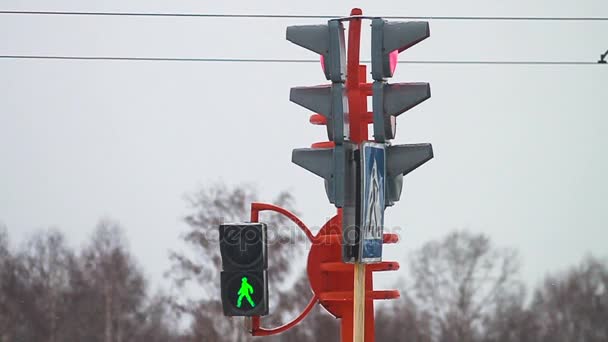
[1,0,607,294]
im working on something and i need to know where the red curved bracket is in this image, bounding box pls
[251,294,319,336]
[319,290,400,301]
[250,202,314,242]
[249,202,318,336]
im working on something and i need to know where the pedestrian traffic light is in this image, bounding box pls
[219,223,268,316]
[221,272,267,315]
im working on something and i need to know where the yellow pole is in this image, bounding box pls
[353,262,365,342]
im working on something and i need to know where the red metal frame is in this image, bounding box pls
[306,214,400,342]
[249,203,319,336]
[346,8,367,144]
[249,203,400,341]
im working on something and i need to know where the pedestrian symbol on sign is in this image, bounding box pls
[360,142,386,263]
[236,277,255,308]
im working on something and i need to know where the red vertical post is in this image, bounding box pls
[346,8,367,145]
[344,7,374,342]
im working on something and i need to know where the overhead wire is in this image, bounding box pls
[0,10,607,21]
[0,55,602,65]
[1,10,605,66]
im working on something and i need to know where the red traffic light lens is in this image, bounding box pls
[320,55,326,75]
[389,50,398,76]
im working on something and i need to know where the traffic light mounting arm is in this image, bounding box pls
[248,203,319,336]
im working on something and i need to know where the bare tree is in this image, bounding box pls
[375,295,433,342]
[63,248,106,342]
[134,293,182,342]
[531,255,608,342]
[0,225,26,342]
[0,223,181,342]
[17,229,75,342]
[167,183,308,341]
[1,227,96,342]
[82,219,148,342]
[407,230,523,342]
[480,288,538,342]
[0,225,10,342]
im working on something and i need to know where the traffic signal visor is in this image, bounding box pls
[371,19,430,80]
[286,21,346,82]
[372,82,431,142]
[290,84,349,143]
[385,143,434,206]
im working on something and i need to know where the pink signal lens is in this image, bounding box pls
[389,50,399,76]
[320,55,326,74]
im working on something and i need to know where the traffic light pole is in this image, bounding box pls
[252,9,390,342]
[229,7,433,342]
[343,9,368,342]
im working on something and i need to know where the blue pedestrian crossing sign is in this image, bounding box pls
[359,142,386,263]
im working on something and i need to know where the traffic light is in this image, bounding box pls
[370,18,434,207]
[370,18,431,143]
[287,20,349,144]
[371,19,430,81]
[289,84,348,144]
[291,143,357,209]
[372,82,431,142]
[287,21,346,82]
[219,223,268,316]
[288,17,434,264]
[291,144,358,262]
[385,144,433,206]
[288,19,355,213]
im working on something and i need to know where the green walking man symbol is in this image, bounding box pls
[236,277,255,308]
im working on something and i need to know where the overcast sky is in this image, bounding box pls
[1,0,607,294]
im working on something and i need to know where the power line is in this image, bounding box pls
[401,61,600,65]
[0,55,602,65]
[1,10,607,21]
